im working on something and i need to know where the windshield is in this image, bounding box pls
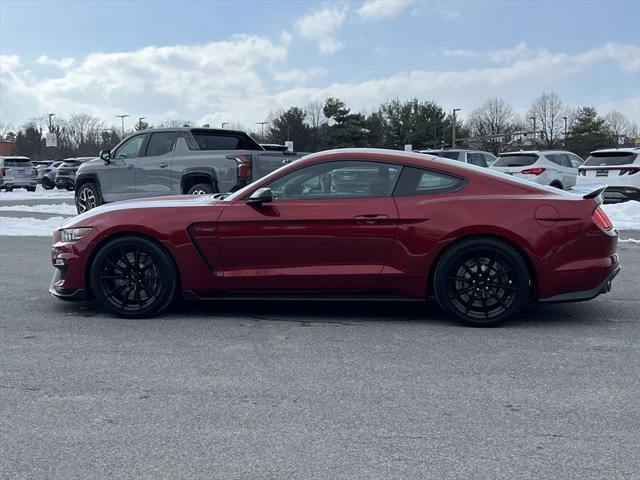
[493,154,538,167]
[583,152,638,166]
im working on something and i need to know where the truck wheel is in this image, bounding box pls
[27,186,36,192]
[187,183,214,195]
[76,182,102,213]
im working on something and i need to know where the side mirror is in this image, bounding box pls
[99,149,111,164]
[246,187,273,205]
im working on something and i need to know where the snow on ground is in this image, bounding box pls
[0,203,76,215]
[0,186,74,200]
[602,201,640,230]
[0,216,68,236]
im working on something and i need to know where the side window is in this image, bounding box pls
[145,132,177,157]
[265,161,401,200]
[115,135,145,159]
[192,133,241,150]
[568,154,583,168]
[394,166,465,196]
[483,153,496,166]
[467,152,488,168]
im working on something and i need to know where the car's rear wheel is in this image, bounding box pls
[434,237,529,327]
[26,186,36,192]
[42,178,54,189]
[90,236,177,318]
[76,182,101,213]
[550,181,563,189]
[187,183,214,195]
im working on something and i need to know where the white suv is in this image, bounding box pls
[490,150,583,189]
[576,147,640,203]
[417,149,496,167]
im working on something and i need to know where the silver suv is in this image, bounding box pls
[0,156,38,192]
[490,150,584,189]
[417,149,496,167]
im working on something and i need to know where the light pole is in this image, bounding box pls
[256,121,269,138]
[138,117,146,130]
[451,108,460,148]
[221,122,229,128]
[562,116,568,145]
[116,114,129,138]
[529,116,537,145]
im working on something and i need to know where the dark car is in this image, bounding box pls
[54,157,95,190]
[50,149,619,327]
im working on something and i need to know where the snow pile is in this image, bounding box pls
[0,203,76,215]
[602,201,640,230]
[0,187,74,200]
[0,216,68,236]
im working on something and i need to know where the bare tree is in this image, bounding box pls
[66,113,105,155]
[528,92,564,148]
[604,111,631,139]
[467,97,518,154]
[305,101,327,150]
[157,119,194,128]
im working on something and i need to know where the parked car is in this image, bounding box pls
[54,157,95,190]
[51,148,619,327]
[74,127,306,214]
[0,156,38,191]
[417,149,496,167]
[576,147,640,203]
[490,150,583,189]
[38,160,63,189]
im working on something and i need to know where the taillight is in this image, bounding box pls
[521,168,546,175]
[592,207,613,231]
[620,168,640,175]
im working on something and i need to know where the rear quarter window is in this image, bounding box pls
[493,154,538,167]
[583,152,638,166]
[394,166,465,196]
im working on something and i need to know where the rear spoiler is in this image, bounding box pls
[567,183,607,200]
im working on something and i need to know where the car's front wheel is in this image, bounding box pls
[76,182,102,213]
[90,236,177,318]
[187,183,214,195]
[434,237,529,327]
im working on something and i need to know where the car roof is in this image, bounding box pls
[589,147,640,154]
[131,127,248,135]
[0,156,31,160]
[499,150,576,155]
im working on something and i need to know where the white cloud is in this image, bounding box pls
[356,0,412,20]
[294,7,347,54]
[444,42,530,63]
[271,67,327,84]
[1,41,639,131]
[35,55,75,69]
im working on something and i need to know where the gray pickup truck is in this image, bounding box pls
[74,127,304,213]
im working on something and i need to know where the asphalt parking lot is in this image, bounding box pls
[1,234,639,479]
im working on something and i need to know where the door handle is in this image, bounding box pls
[354,214,389,224]
[158,162,168,168]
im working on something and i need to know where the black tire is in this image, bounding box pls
[186,182,214,195]
[550,181,563,189]
[90,236,177,318]
[4,187,13,192]
[42,178,54,190]
[66,185,74,191]
[434,237,530,327]
[76,182,102,214]
[26,186,36,192]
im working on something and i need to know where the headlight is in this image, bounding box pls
[61,227,93,242]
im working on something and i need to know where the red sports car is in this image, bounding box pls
[50,149,620,326]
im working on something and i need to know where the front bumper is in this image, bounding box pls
[49,267,86,300]
[49,238,89,301]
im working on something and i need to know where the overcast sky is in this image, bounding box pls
[1,0,639,132]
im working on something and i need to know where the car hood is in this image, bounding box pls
[62,194,223,228]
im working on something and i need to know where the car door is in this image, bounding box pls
[135,131,177,198]
[99,134,147,202]
[212,160,401,292]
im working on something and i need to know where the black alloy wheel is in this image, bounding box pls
[90,236,177,318]
[76,182,101,213]
[434,237,529,327]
